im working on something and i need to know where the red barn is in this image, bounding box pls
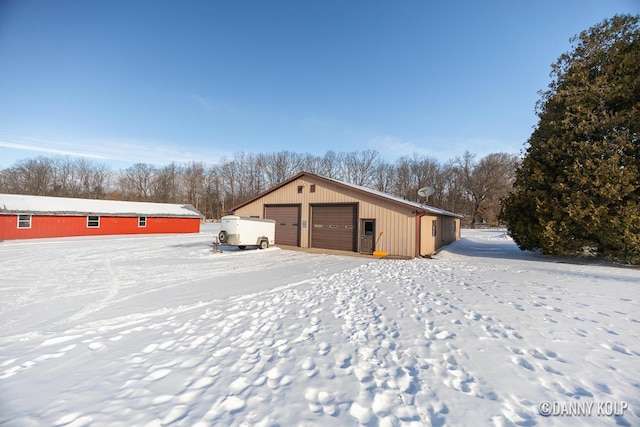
[0,193,203,240]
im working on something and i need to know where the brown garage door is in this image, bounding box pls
[311,204,357,252]
[265,205,300,246]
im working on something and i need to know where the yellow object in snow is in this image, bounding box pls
[373,231,386,257]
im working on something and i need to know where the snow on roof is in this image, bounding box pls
[319,175,464,218]
[0,194,203,218]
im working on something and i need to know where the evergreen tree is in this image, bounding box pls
[502,14,640,264]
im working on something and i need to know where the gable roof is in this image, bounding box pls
[0,193,203,218]
[232,172,463,218]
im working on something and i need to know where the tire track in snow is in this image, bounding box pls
[64,258,121,324]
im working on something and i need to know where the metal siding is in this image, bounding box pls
[0,214,199,240]
[233,176,422,257]
[420,215,438,255]
[419,215,460,255]
[436,216,460,250]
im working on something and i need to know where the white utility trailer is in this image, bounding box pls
[217,215,275,249]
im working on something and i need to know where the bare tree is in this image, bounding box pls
[393,153,441,202]
[440,161,467,215]
[372,162,396,193]
[0,156,111,198]
[218,152,258,210]
[203,164,225,219]
[300,153,323,175]
[118,163,156,201]
[262,151,303,187]
[0,149,519,226]
[0,167,17,194]
[6,157,54,195]
[452,151,519,227]
[247,153,267,197]
[219,154,242,209]
[182,161,206,211]
[154,162,181,203]
[475,152,519,225]
[415,156,444,206]
[341,149,380,187]
[76,158,110,199]
[319,151,344,179]
[51,157,78,197]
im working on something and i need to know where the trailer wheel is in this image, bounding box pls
[259,239,269,250]
[218,230,228,243]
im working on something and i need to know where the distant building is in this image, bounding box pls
[232,172,462,258]
[0,194,202,240]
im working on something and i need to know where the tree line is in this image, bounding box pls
[0,149,520,227]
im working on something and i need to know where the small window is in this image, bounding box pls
[314,224,323,228]
[310,184,316,193]
[432,219,437,237]
[364,221,374,236]
[297,185,304,194]
[345,225,354,229]
[18,214,31,229]
[87,215,100,228]
[329,224,339,229]
[138,216,147,227]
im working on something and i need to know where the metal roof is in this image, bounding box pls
[232,172,463,218]
[0,194,203,218]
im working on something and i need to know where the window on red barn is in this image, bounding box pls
[18,214,31,229]
[87,216,100,228]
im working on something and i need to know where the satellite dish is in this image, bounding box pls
[417,186,435,199]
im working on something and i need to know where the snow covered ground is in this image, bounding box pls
[1,225,638,427]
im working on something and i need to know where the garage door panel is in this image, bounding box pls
[311,204,357,251]
[265,205,300,246]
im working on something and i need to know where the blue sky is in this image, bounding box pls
[1,0,638,170]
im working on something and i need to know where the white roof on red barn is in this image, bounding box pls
[0,194,203,218]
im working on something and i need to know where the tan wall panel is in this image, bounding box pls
[420,215,437,255]
[235,176,432,257]
[436,216,460,250]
